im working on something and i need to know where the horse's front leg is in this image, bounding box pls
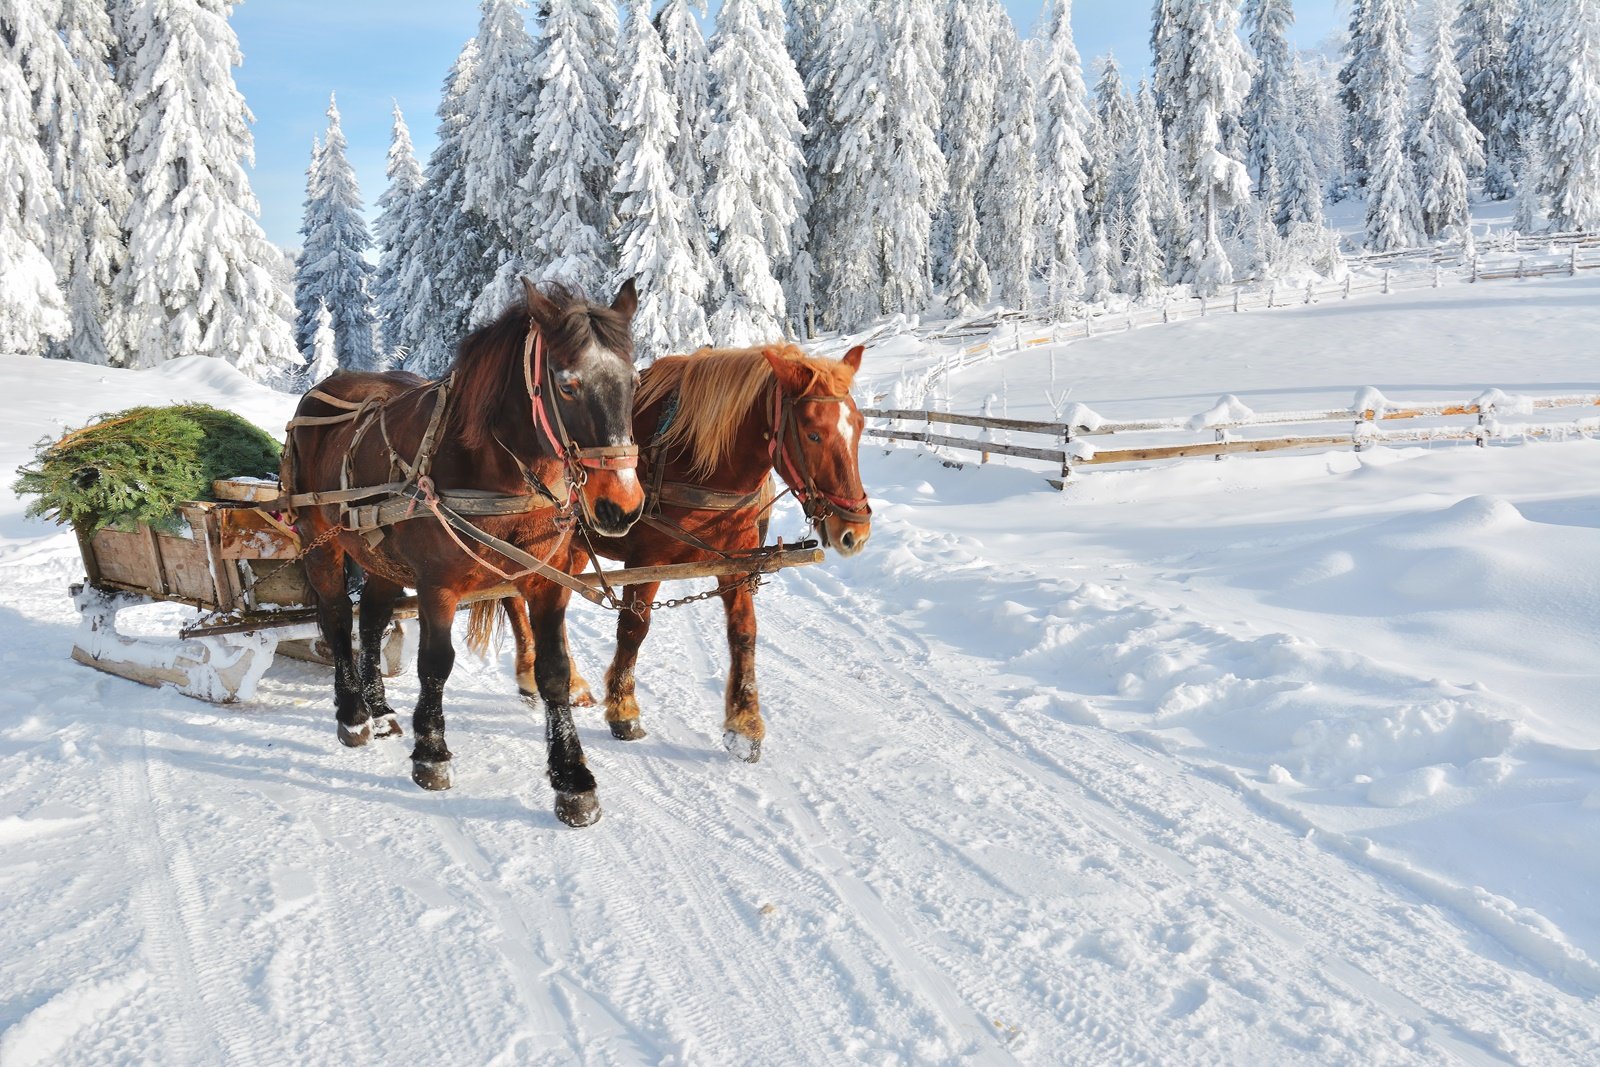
[303,536,368,747]
[357,573,405,739]
[720,577,763,763]
[521,584,601,827]
[603,582,659,742]
[410,584,461,790]
[504,597,594,706]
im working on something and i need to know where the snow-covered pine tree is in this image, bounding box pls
[115,0,297,377]
[1035,0,1091,306]
[394,39,493,376]
[522,0,618,296]
[1512,145,1546,233]
[1134,78,1189,279]
[305,299,338,384]
[1243,0,1295,212]
[871,0,946,318]
[295,95,379,370]
[1157,0,1252,293]
[1455,0,1520,198]
[0,21,68,356]
[1274,58,1326,231]
[14,0,132,365]
[373,105,423,365]
[1090,52,1137,232]
[658,0,717,324]
[293,135,323,354]
[612,0,710,360]
[977,8,1036,310]
[941,0,1000,314]
[1081,220,1115,303]
[1121,92,1168,301]
[703,0,807,344]
[1533,0,1600,231]
[1343,0,1424,250]
[1411,3,1483,239]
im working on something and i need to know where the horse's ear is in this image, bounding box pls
[521,276,557,324]
[841,345,864,374]
[762,347,807,395]
[611,277,638,319]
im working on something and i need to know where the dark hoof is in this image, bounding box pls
[723,730,761,763]
[555,790,601,827]
[337,719,371,748]
[371,713,403,739]
[609,718,647,741]
[412,760,453,791]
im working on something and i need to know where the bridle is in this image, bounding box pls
[520,320,639,524]
[767,383,871,526]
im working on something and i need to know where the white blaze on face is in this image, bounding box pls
[837,404,856,451]
[613,466,639,491]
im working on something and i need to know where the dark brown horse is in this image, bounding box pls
[281,280,644,826]
[470,342,871,763]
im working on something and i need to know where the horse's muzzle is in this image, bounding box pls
[581,467,645,536]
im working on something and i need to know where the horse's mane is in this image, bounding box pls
[637,344,856,479]
[446,282,634,453]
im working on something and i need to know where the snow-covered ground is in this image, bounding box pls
[2,273,1599,1064]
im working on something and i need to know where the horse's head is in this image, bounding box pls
[522,277,645,536]
[763,344,872,557]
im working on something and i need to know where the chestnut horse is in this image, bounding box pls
[469,343,870,763]
[281,280,644,827]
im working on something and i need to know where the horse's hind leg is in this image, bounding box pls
[603,582,658,742]
[505,597,594,706]
[720,577,764,763]
[410,585,461,790]
[304,535,368,747]
[358,573,405,739]
[522,585,600,827]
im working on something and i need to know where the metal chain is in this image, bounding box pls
[628,570,764,616]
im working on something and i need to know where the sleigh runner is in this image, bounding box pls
[67,475,824,704]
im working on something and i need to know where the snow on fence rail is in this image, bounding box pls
[862,390,1600,488]
[897,238,1600,407]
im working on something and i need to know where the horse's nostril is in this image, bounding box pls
[595,498,623,529]
[841,531,856,548]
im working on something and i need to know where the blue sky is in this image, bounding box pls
[232,1,1346,250]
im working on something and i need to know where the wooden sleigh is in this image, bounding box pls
[68,478,823,704]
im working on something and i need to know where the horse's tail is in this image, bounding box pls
[464,598,505,659]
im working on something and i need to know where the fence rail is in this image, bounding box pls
[863,392,1600,487]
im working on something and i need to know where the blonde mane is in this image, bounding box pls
[638,344,857,479]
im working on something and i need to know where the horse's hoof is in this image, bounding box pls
[371,713,403,739]
[412,760,453,791]
[609,718,647,741]
[555,790,601,827]
[338,719,371,748]
[723,730,761,763]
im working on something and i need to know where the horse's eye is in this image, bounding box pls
[558,380,579,398]
[807,431,821,443]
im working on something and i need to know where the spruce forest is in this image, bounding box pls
[3,0,1598,378]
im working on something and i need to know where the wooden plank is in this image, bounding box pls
[863,426,1067,463]
[140,524,168,596]
[217,506,301,560]
[212,478,283,504]
[1081,434,1354,465]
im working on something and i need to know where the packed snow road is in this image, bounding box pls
[4,465,1599,1064]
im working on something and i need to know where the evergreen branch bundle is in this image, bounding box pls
[12,405,281,533]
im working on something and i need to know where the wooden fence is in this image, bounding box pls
[863,392,1600,488]
[893,233,1600,408]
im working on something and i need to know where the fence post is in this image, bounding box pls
[1572,245,1579,276]
[1304,280,1314,304]
[1517,257,1525,279]
[1162,299,1169,323]
[1200,295,1207,317]
[1267,284,1275,308]
[1344,275,1352,299]
[1471,255,1479,283]
[1383,269,1391,294]
[1233,288,1240,313]
[1433,263,1441,288]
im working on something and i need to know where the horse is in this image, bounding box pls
[280,279,644,827]
[467,342,871,763]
